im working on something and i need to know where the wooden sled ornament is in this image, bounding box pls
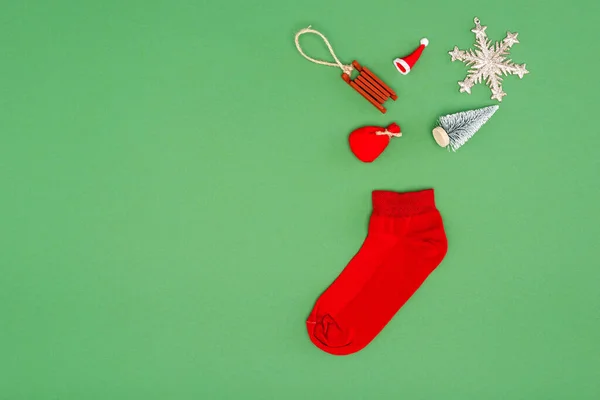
[342,61,397,113]
[295,26,397,114]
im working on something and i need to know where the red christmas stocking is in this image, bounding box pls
[306,189,448,355]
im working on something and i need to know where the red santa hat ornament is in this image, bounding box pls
[393,38,429,75]
[348,123,401,163]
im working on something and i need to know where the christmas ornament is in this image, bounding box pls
[294,26,397,113]
[393,38,429,75]
[432,106,499,151]
[349,123,401,162]
[449,17,529,102]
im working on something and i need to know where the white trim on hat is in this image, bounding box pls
[393,58,411,75]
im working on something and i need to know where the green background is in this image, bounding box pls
[1,0,599,398]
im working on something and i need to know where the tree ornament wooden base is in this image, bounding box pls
[432,127,450,148]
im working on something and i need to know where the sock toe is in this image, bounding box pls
[307,314,354,355]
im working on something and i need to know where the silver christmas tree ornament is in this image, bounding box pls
[450,17,529,102]
[432,105,499,151]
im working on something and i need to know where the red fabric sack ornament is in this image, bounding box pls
[349,123,401,162]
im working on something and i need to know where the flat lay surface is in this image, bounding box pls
[1,0,599,398]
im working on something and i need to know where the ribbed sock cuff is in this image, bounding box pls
[372,189,436,217]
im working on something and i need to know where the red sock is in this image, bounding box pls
[306,189,447,355]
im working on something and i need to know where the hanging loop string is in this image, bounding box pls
[294,26,354,76]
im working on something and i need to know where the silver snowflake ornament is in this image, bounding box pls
[450,17,529,102]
